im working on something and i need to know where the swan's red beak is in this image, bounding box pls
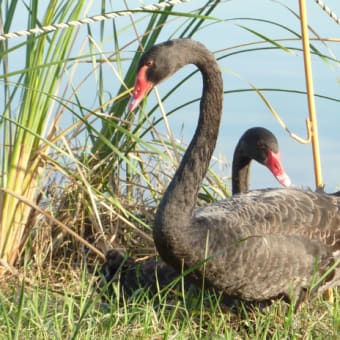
[128,66,154,112]
[266,150,291,187]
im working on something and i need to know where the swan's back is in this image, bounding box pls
[187,188,340,301]
[194,188,340,238]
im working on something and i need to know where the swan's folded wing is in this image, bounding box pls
[190,188,340,300]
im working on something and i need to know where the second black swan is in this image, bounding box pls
[101,127,291,297]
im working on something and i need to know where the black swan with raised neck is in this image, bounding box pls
[128,39,340,306]
[101,127,291,297]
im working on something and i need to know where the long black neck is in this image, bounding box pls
[153,41,223,267]
[232,143,252,194]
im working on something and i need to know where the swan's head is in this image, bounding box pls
[128,40,196,112]
[239,127,291,187]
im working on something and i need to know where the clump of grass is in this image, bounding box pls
[0,0,227,266]
[0,0,89,268]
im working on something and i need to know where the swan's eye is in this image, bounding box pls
[145,60,154,67]
[256,141,264,148]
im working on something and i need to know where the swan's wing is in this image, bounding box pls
[210,233,336,301]
[190,188,340,301]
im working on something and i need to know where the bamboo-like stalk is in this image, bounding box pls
[299,0,334,303]
[299,0,323,190]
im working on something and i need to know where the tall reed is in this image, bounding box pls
[0,0,87,268]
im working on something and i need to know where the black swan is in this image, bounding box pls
[127,38,340,307]
[101,127,291,298]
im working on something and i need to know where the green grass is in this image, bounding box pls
[0,265,339,339]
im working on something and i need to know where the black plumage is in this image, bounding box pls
[128,39,340,307]
[100,126,290,300]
